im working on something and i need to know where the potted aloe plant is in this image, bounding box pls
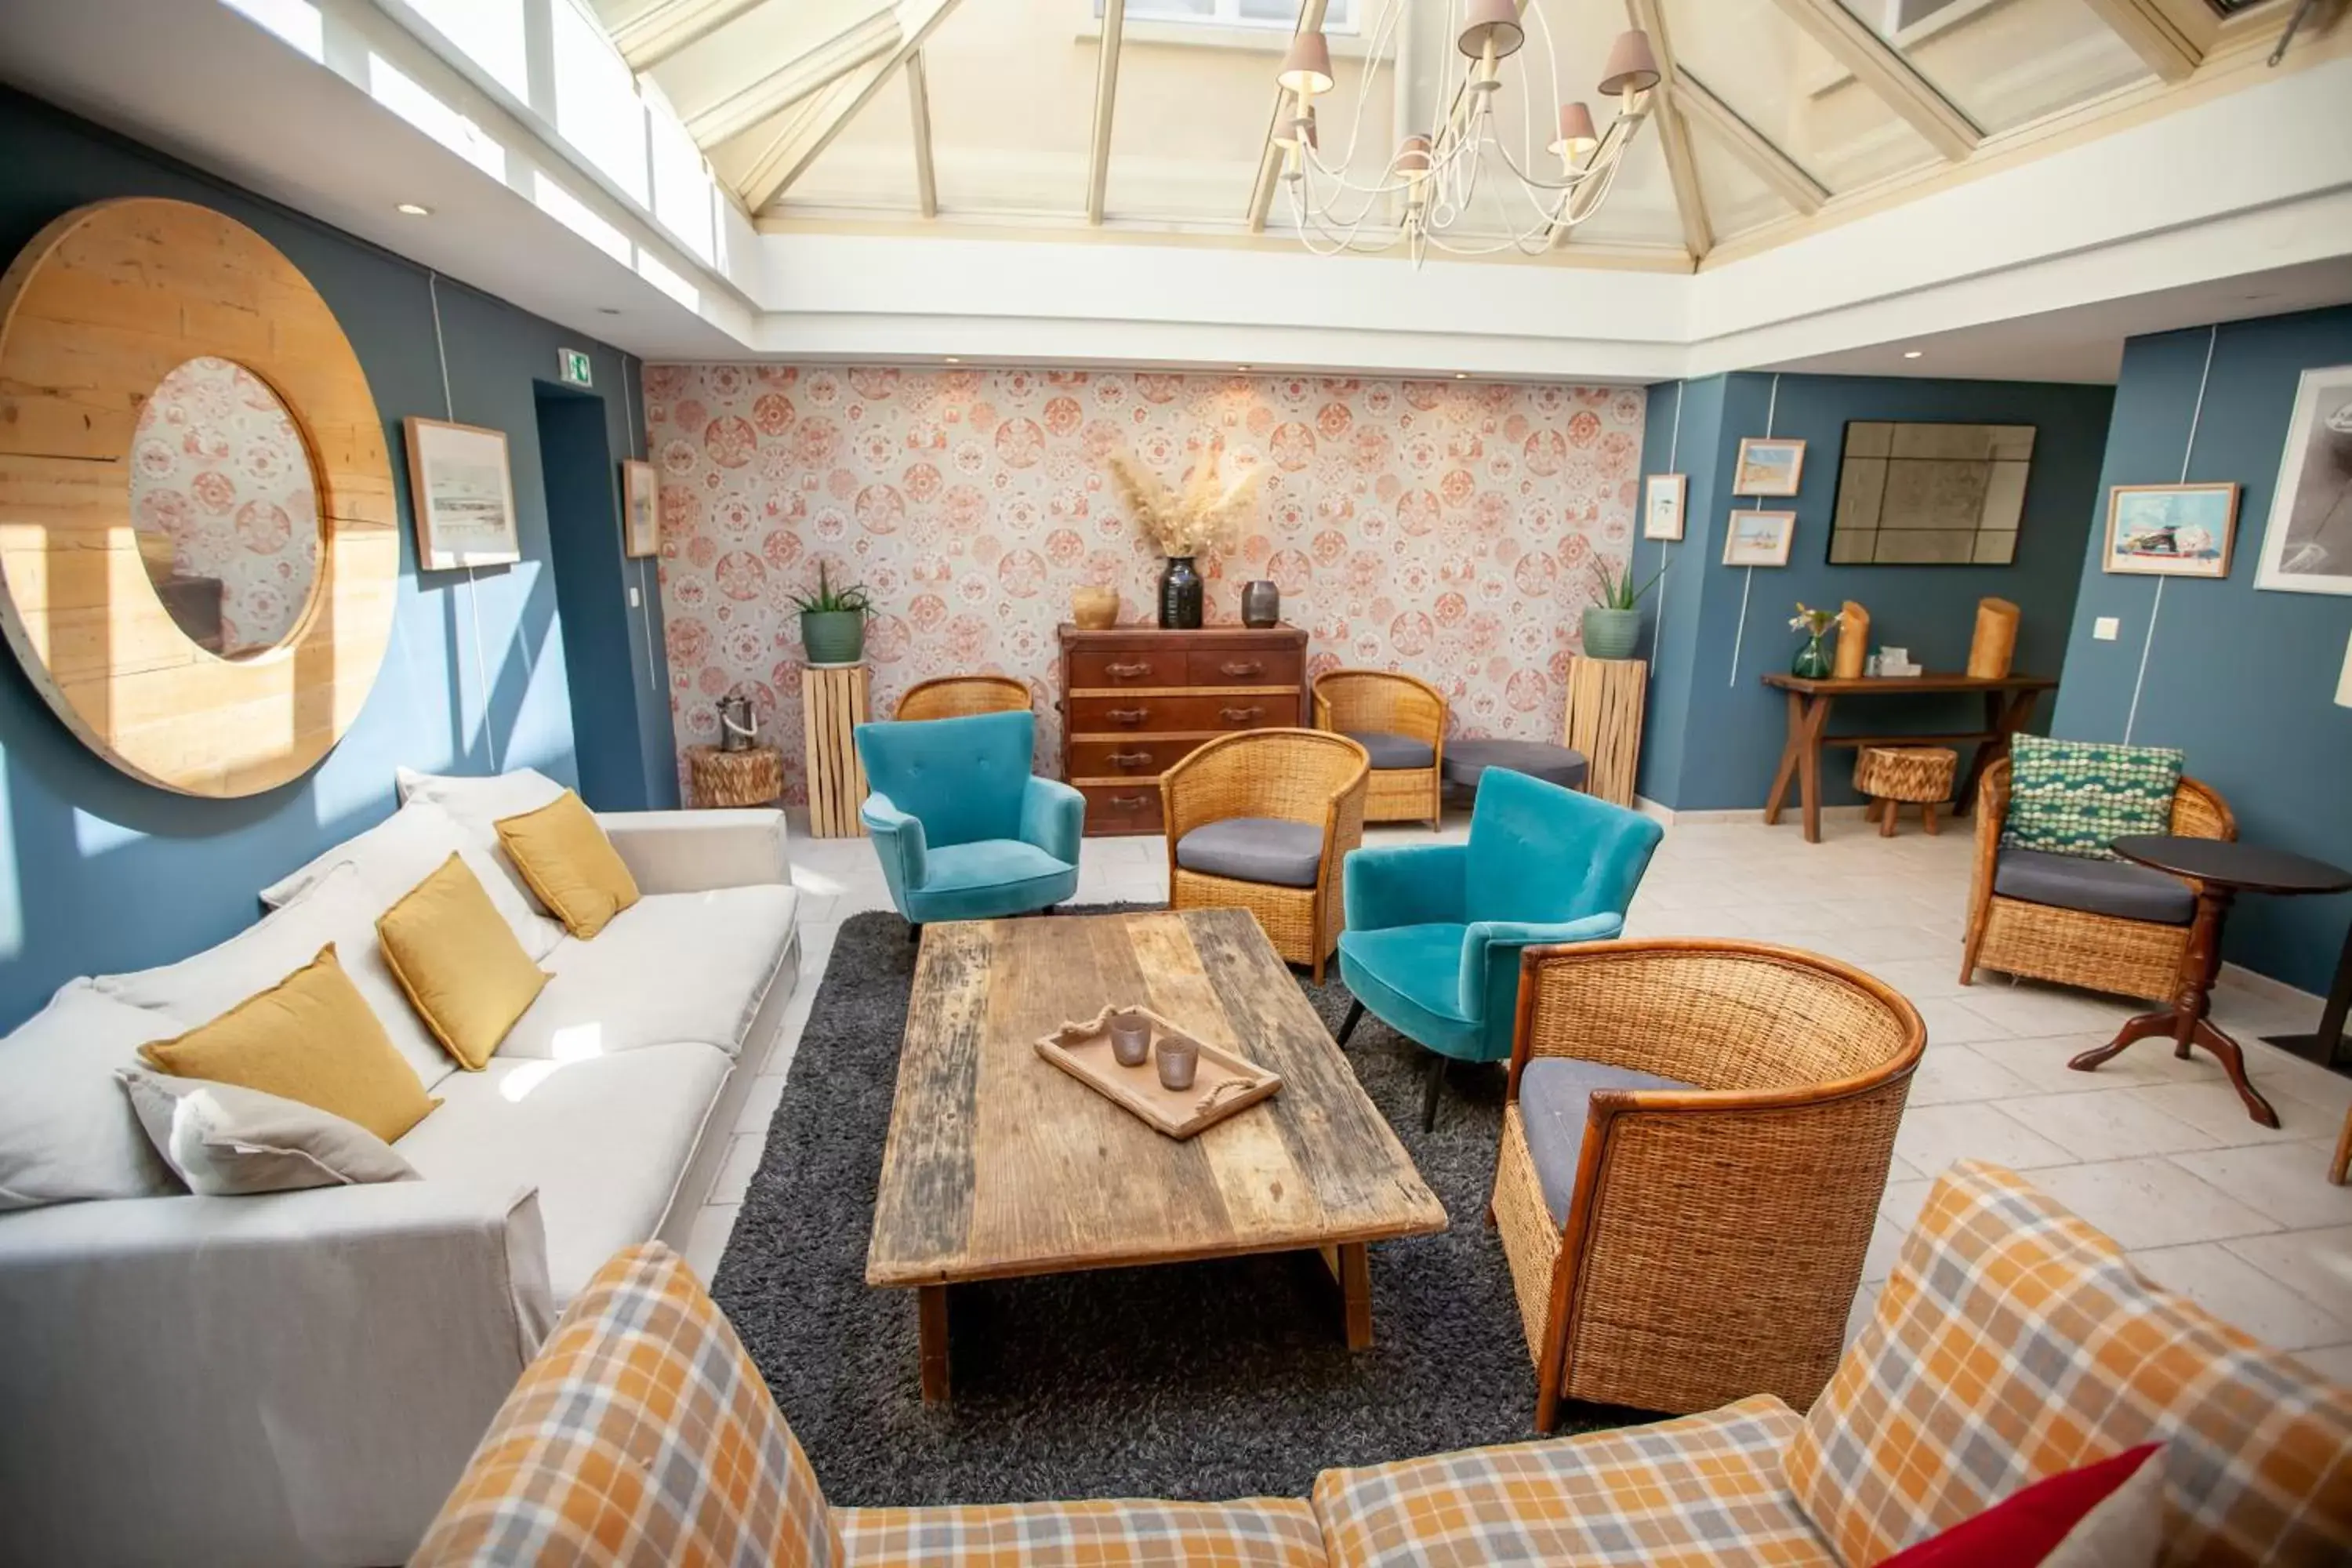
[793,562,873,666]
[1584,555,1664,660]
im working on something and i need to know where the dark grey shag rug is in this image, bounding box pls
[710,906,1640,1508]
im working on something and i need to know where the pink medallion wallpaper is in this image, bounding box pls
[641,364,1645,804]
[129,355,321,659]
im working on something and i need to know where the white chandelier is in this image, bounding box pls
[1273,2,1661,263]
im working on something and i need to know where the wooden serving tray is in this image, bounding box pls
[1035,1004,1282,1140]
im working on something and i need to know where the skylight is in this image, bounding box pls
[1098,0,1361,34]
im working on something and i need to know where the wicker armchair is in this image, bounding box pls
[1162,729,1368,984]
[1493,939,1924,1428]
[1960,757,2235,1001]
[895,674,1031,721]
[1313,669,1446,829]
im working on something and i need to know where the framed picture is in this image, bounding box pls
[621,459,659,558]
[2103,482,2239,578]
[1723,510,1796,567]
[2253,363,2352,595]
[1643,473,1686,540]
[1733,437,1806,497]
[402,417,519,571]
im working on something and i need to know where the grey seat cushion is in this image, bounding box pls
[1343,730,1437,771]
[1994,847,2194,926]
[1520,1057,1697,1226]
[1174,816,1326,889]
[1441,739,1588,791]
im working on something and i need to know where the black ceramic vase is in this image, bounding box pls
[1240,579,1280,628]
[1159,556,1203,629]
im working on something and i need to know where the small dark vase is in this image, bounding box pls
[1791,631,1833,679]
[1159,556,1203,630]
[1240,579,1280,629]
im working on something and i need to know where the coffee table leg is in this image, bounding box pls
[918,1285,949,1403]
[1319,1243,1373,1352]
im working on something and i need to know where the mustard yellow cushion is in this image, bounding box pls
[377,854,550,1070]
[137,946,438,1144]
[495,791,641,939]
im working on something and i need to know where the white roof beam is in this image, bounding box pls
[2077,0,2204,82]
[1626,0,1714,261]
[610,0,768,72]
[906,48,938,219]
[1087,0,1128,225]
[1673,67,1829,217]
[685,9,901,150]
[733,0,967,212]
[1769,0,1980,162]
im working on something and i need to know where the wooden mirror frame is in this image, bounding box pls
[0,198,398,797]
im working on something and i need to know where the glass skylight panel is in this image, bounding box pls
[553,0,651,206]
[1831,0,2157,133]
[648,91,717,263]
[367,54,508,181]
[1100,0,1360,32]
[404,0,529,103]
[1690,130,1792,239]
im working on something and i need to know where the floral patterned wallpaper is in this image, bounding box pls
[642,364,1644,804]
[129,356,320,658]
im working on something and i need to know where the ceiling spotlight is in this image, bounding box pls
[1236,365,1252,372]
[1455,372,1469,379]
[944,356,961,364]
[1902,350,1923,359]
[395,202,431,216]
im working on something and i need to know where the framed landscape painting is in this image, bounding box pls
[1723,510,1796,567]
[1733,437,1806,498]
[1643,473,1686,540]
[2254,363,2352,595]
[2104,482,2238,578]
[403,417,519,571]
[621,459,659,558]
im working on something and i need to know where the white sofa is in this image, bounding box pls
[0,771,801,1568]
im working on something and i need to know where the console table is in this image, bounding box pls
[1762,670,2057,844]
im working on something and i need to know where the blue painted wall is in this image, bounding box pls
[2051,307,2352,994]
[1634,371,2114,811]
[0,88,676,1029]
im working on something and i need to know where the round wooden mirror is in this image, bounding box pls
[0,198,398,797]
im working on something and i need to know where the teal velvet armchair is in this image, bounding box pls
[853,710,1082,931]
[1337,767,1663,1128]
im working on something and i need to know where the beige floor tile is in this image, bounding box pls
[1914,997,2019,1047]
[2165,1142,2352,1231]
[2221,1225,2352,1316]
[1878,1177,1938,1232]
[2128,1243,2352,1350]
[1896,1102,2075,1173]
[1969,1033,2213,1096]
[2125,1082,2338,1146]
[1952,982,2136,1038]
[709,1133,764,1205]
[2030,1158,2278,1250]
[1845,1281,1882,1348]
[1906,1045,2038,1106]
[1884,1151,1928,1182]
[683,1203,739,1284]
[1861,1216,1907,1283]
[1994,1088,2219,1161]
[2289,1343,2352,1382]
[734,1073,787,1135]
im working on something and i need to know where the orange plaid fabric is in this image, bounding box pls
[1784,1160,2352,1568]
[835,1498,1327,1566]
[412,1243,841,1568]
[1309,1395,1835,1566]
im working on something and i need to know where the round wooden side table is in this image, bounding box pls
[2067,836,2352,1129]
[686,743,783,809]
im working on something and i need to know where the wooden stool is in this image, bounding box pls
[686,743,783,810]
[1854,745,1956,837]
[799,662,871,837]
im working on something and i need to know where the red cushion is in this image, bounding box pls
[1879,1444,2163,1566]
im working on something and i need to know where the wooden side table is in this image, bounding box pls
[686,744,782,809]
[800,662,870,838]
[1563,655,1646,808]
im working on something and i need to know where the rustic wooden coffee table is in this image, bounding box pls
[866,908,1446,1402]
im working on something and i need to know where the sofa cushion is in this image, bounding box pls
[97,863,459,1092]
[412,1243,843,1568]
[1993,848,2194,925]
[2000,736,2183,861]
[393,1042,730,1303]
[500,885,798,1062]
[1784,1161,2352,1568]
[1519,1057,1698,1225]
[118,1069,417,1196]
[1336,923,1483,1061]
[260,797,562,960]
[395,765,570,919]
[496,791,642,940]
[1311,1393,1828,1566]
[1342,730,1436,771]
[0,981,182,1210]
[377,855,551,1069]
[834,1500,1328,1566]
[1175,817,1325,889]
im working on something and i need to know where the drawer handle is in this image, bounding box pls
[1111,793,1150,810]
[1105,661,1152,679]
[1109,751,1153,769]
[1219,705,1265,724]
[1219,660,1265,677]
[1107,707,1147,724]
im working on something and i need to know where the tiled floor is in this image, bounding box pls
[688,810,2352,1379]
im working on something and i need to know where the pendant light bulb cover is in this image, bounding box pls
[1457,0,1526,58]
[1396,133,1432,174]
[1597,29,1661,96]
[1278,31,1335,96]
[1549,100,1599,159]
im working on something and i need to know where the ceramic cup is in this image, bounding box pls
[1155,1032,1200,1091]
[1109,1010,1152,1067]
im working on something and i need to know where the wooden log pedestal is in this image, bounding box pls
[800,662,871,838]
[685,744,783,810]
[1563,655,1646,809]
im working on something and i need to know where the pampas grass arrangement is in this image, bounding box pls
[1108,441,1265,559]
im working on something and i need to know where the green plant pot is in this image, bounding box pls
[800,609,866,666]
[1581,605,1641,660]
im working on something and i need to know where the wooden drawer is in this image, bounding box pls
[1067,693,1290,734]
[1077,782,1164,836]
[1186,647,1302,688]
[1069,737,1196,779]
[1069,648,1184,688]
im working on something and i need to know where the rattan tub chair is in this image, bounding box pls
[1492,938,1925,1429]
[1162,728,1369,984]
[1313,669,1446,829]
[895,673,1032,722]
[1960,757,2234,1001]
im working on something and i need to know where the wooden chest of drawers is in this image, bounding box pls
[1058,624,1309,836]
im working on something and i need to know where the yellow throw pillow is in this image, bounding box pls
[137,946,439,1145]
[495,790,641,939]
[377,854,551,1070]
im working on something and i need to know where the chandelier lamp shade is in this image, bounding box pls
[1275,4,1658,264]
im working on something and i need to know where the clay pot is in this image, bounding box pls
[1072,586,1119,630]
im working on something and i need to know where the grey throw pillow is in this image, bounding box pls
[118,1069,419,1196]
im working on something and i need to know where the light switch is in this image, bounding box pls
[2092,616,2120,641]
[628,586,641,608]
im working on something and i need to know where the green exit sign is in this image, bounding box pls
[557,348,593,387]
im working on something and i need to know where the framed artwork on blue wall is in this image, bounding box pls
[1643,473,1686,539]
[2104,482,2239,578]
[2253,363,2352,595]
[1733,437,1806,497]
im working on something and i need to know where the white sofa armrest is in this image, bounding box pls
[0,1181,554,1568]
[599,808,790,895]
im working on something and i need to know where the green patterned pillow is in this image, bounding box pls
[2000,735,2183,860]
